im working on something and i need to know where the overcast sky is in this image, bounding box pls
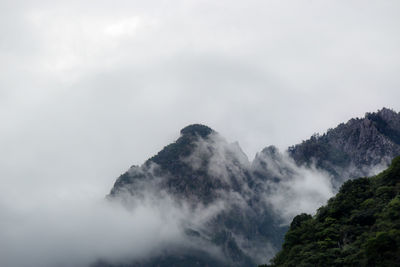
[1,0,400,198]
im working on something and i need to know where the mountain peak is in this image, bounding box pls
[375,107,399,121]
[377,107,397,115]
[261,145,280,157]
[180,124,215,138]
[365,107,398,122]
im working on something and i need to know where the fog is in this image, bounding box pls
[0,172,229,267]
[252,147,335,223]
[0,193,180,267]
[1,0,400,266]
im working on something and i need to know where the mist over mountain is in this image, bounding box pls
[0,108,398,267]
[261,107,400,222]
[106,124,284,266]
[101,108,400,266]
[2,1,400,266]
[252,146,334,223]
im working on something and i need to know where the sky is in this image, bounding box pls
[1,1,400,264]
[2,0,400,195]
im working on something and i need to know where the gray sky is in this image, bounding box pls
[1,0,400,202]
[1,1,400,266]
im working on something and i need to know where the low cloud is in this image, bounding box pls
[0,159,229,267]
[252,146,391,224]
[0,191,188,267]
[252,147,335,223]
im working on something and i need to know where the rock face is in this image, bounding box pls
[288,108,400,185]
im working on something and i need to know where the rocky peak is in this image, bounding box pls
[375,107,399,121]
[111,124,252,203]
[252,146,283,172]
[108,125,284,266]
[180,124,215,138]
[260,145,281,159]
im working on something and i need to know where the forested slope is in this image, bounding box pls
[264,156,400,267]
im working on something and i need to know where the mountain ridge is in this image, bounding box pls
[104,107,400,267]
[289,108,400,185]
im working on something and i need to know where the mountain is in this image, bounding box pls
[251,108,400,223]
[102,108,400,266]
[265,156,400,266]
[110,124,252,205]
[288,108,400,187]
[106,124,286,267]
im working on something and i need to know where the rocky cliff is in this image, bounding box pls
[288,108,400,186]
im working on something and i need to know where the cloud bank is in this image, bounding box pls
[0,191,182,267]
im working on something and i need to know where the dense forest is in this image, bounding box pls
[262,156,400,266]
